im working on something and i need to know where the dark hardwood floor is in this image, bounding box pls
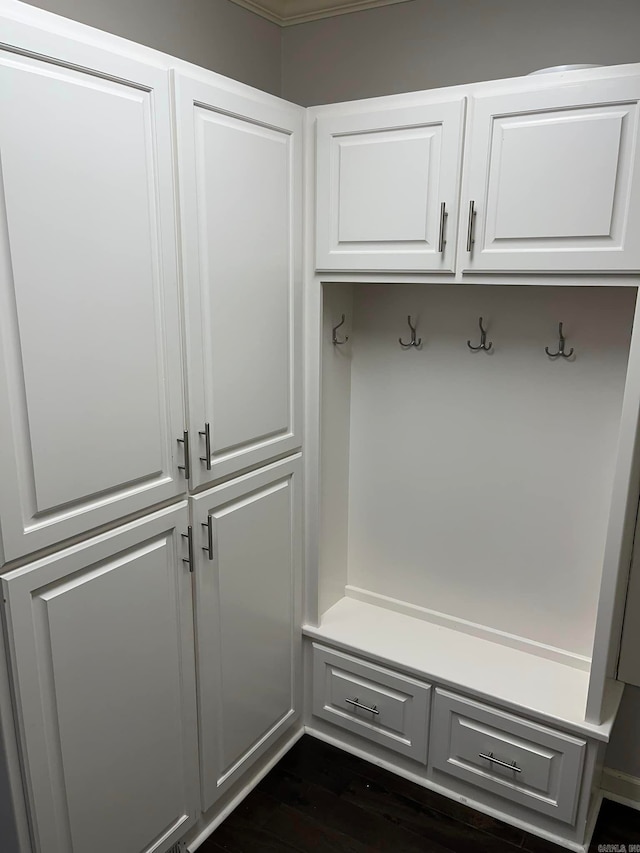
[199,735,640,853]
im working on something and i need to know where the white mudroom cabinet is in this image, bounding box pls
[305,63,640,853]
[315,65,640,277]
[460,76,640,273]
[1,2,640,853]
[315,97,465,272]
[0,4,303,853]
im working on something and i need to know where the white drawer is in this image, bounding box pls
[429,689,586,825]
[312,644,431,763]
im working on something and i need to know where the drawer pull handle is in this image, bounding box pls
[479,752,521,773]
[345,697,379,715]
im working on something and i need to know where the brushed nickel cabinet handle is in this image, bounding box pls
[438,201,447,253]
[177,430,190,481]
[466,200,476,252]
[181,526,194,573]
[199,422,212,470]
[345,697,379,715]
[201,515,213,560]
[479,752,521,773]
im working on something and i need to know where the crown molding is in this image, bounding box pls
[228,0,413,27]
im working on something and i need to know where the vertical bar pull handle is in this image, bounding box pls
[177,430,190,481]
[182,526,194,573]
[438,201,447,253]
[202,516,214,560]
[466,200,476,252]
[199,423,212,470]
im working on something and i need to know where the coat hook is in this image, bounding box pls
[332,314,348,345]
[545,322,574,359]
[467,316,493,352]
[399,315,422,348]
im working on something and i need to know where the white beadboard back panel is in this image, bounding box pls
[339,284,635,657]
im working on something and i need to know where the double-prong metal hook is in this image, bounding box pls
[467,316,492,352]
[332,314,348,345]
[399,315,421,348]
[545,322,574,359]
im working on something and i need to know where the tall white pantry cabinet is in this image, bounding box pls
[0,4,303,853]
[0,4,639,853]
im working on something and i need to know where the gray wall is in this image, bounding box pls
[282,0,640,105]
[22,0,282,95]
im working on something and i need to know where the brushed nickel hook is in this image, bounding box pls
[332,314,348,345]
[467,316,493,352]
[545,322,574,359]
[399,315,421,348]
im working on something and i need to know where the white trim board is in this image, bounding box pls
[345,586,591,670]
[186,727,304,851]
[601,768,640,811]
[304,726,595,853]
[227,0,412,27]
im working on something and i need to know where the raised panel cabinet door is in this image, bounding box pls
[174,73,303,488]
[315,98,466,272]
[0,21,186,565]
[2,503,199,853]
[192,456,302,811]
[460,72,640,272]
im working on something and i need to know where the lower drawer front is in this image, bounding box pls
[312,644,431,762]
[429,689,586,824]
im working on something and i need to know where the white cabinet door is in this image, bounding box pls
[2,503,199,853]
[174,73,303,488]
[192,456,302,811]
[315,99,466,272]
[460,74,640,273]
[0,22,186,564]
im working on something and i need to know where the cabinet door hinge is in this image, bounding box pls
[181,526,194,572]
[177,430,191,481]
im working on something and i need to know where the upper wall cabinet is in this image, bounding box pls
[461,74,640,273]
[174,73,303,488]
[315,99,466,272]
[0,23,186,564]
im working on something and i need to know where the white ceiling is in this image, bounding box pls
[228,0,413,27]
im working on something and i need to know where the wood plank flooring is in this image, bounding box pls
[199,735,640,853]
